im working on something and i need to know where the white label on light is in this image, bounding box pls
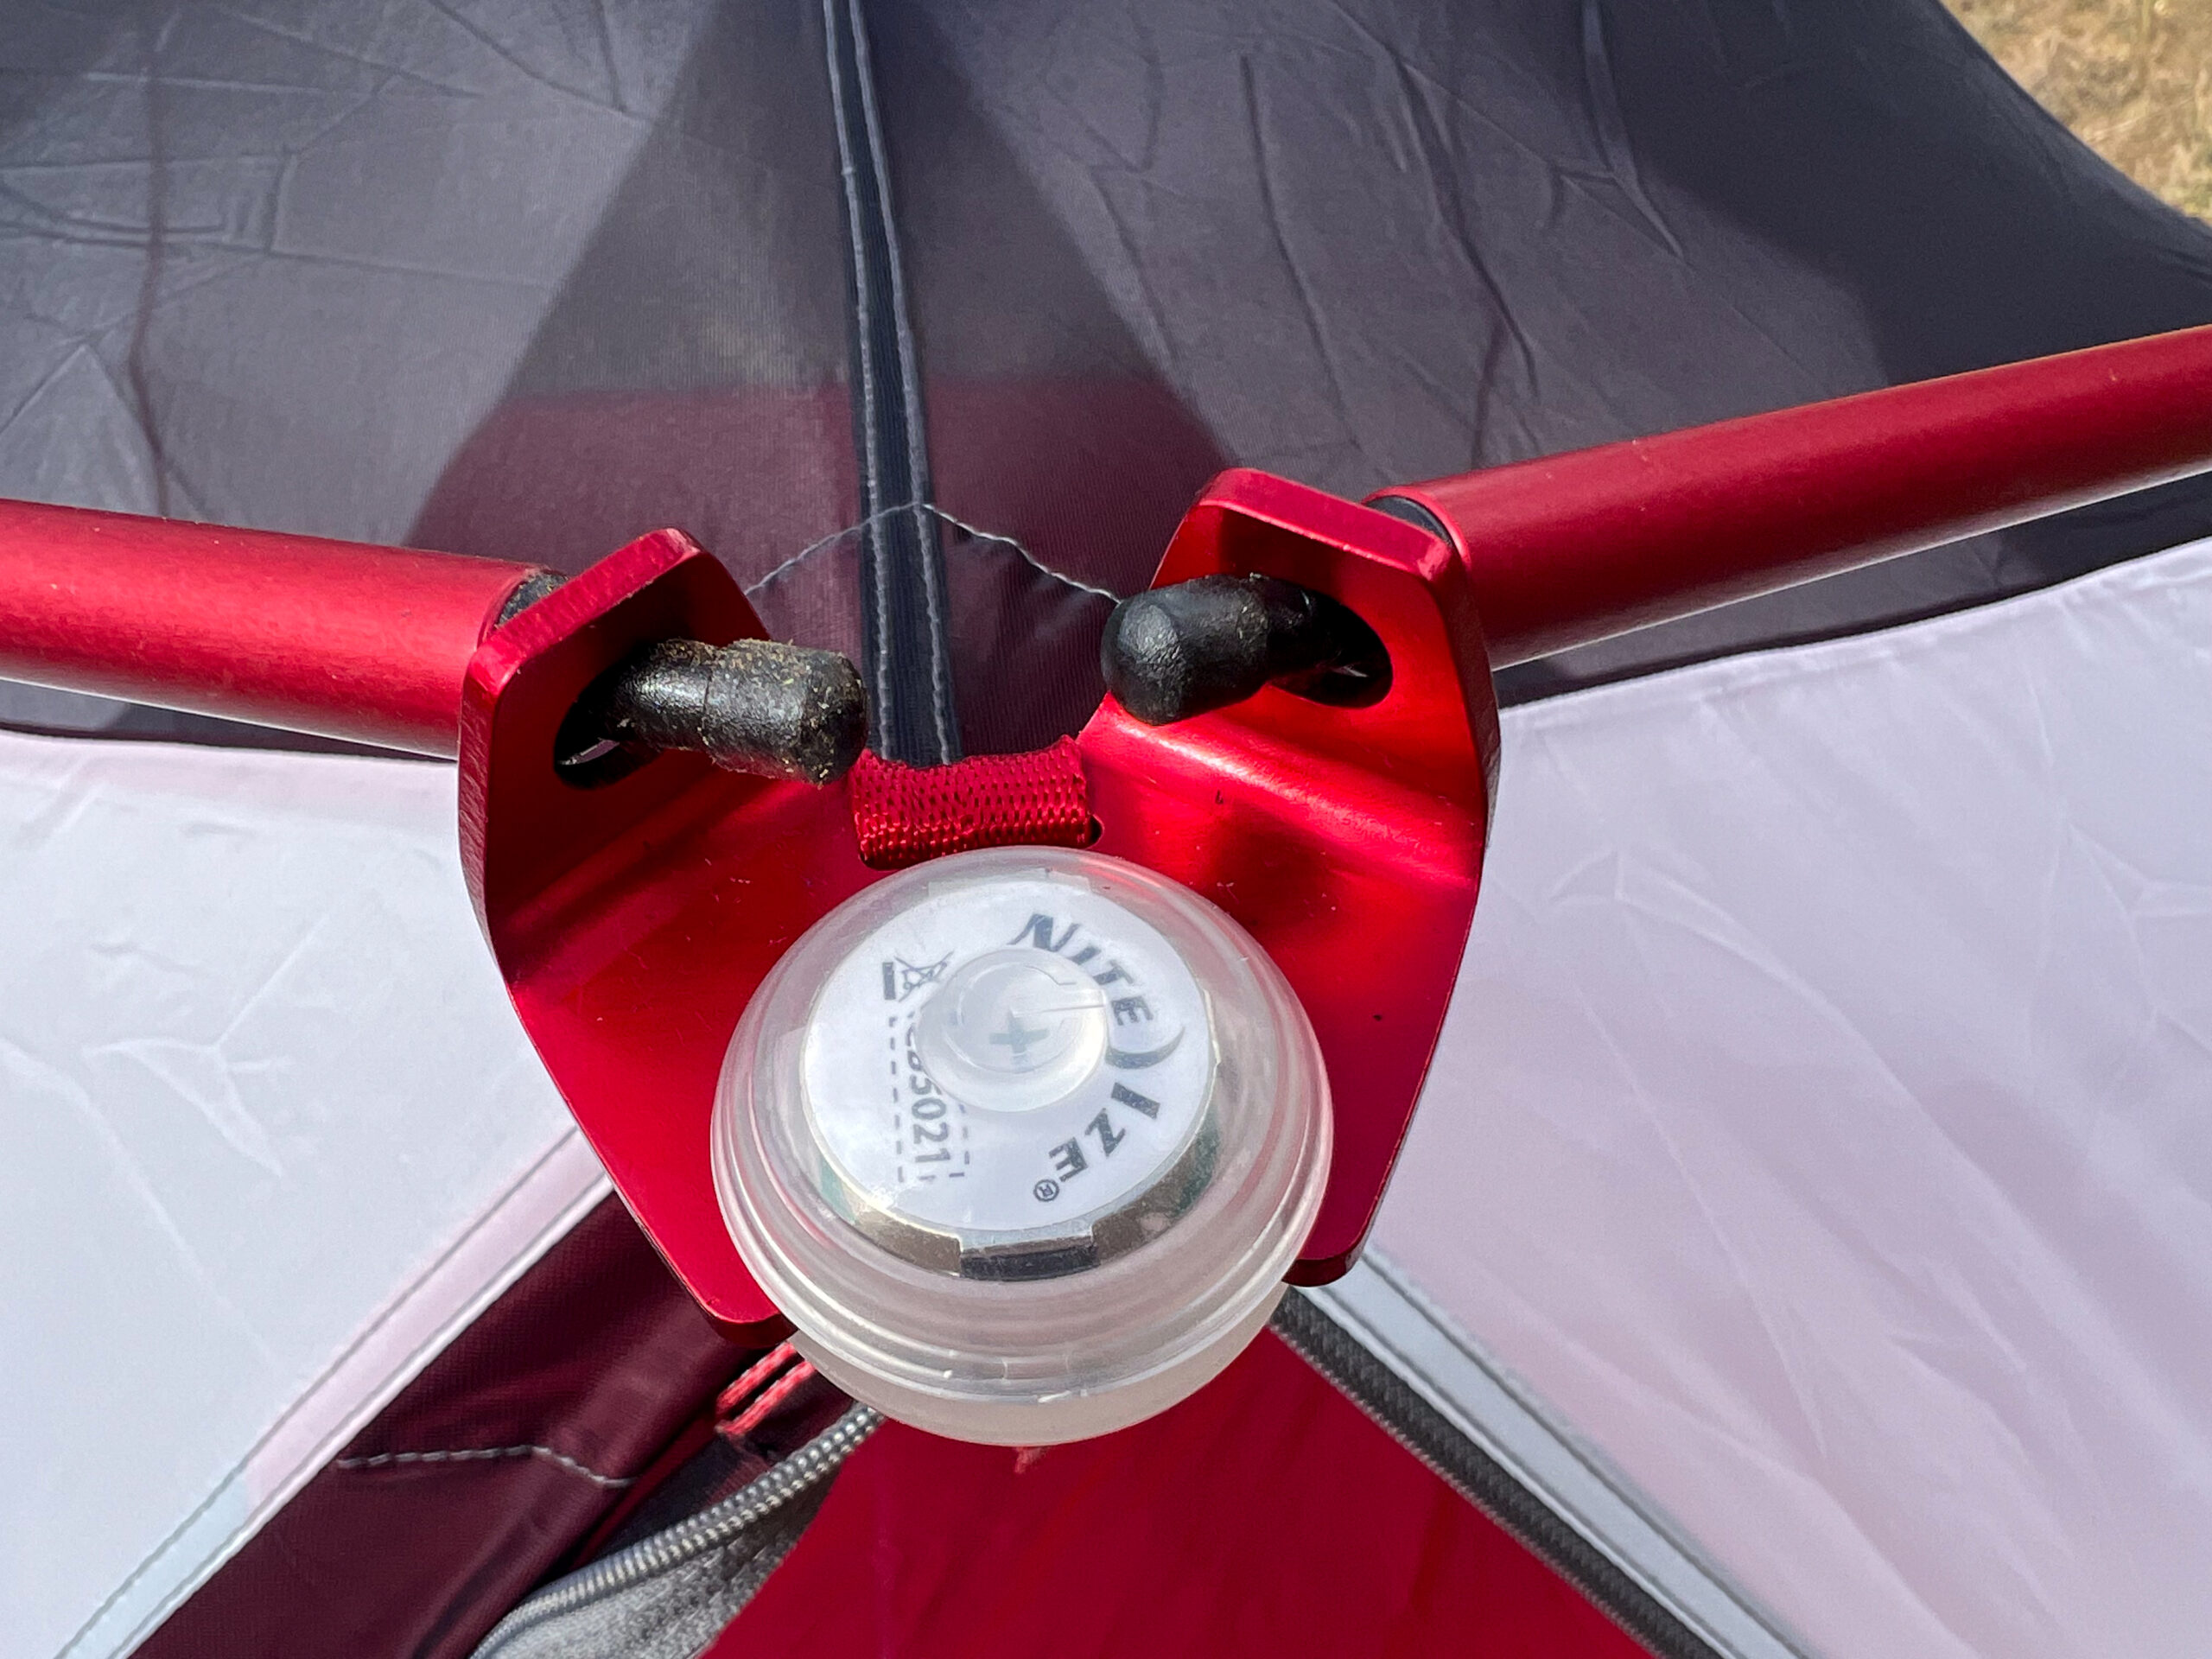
[800,873,1214,1243]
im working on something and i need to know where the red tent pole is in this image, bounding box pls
[0,499,543,755]
[5,324,2212,750]
[1373,321,2212,666]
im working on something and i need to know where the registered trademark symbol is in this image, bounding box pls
[1033,1178,1060,1203]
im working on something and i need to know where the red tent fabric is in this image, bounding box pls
[723,1332,1644,1659]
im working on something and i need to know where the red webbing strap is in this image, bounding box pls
[715,1341,817,1443]
[849,736,1093,868]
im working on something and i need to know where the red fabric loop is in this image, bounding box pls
[849,736,1093,869]
[715,1341,818,1444]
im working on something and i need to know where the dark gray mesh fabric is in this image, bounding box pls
[410,3,858,636]
[868,0,2212,707]
[0,2,745,747]
[4,0,2212,747]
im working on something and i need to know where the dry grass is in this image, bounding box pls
[1948,0,2212,218]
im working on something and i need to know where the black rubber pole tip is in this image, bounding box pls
[1100,575,1390,728]
[564,639,868,785]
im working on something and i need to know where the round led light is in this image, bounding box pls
[712,846,1332,1444]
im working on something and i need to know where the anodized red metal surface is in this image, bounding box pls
[1081,470,1497,1281]
[0,497,540,754]
[461,528,861,1335]
[1383,320,2212,666]
[456,484,1493,1330]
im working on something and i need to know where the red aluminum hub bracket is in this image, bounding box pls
[11,323,2212,1340]
[462,475,1496,1336]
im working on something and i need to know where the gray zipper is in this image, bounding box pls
[1272,1290,1729,1659]
[472,1403,881,1656]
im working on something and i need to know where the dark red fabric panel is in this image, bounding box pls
[142,1198,743,1659]
[716,1331,1647,1659]
[140,1202,1644,1659]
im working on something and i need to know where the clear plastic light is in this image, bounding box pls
[711,846,1332,1444]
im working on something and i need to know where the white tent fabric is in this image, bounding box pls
[0,741,605,1659]
[1376,536,2212,1658]
[4,534,2207,1659]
